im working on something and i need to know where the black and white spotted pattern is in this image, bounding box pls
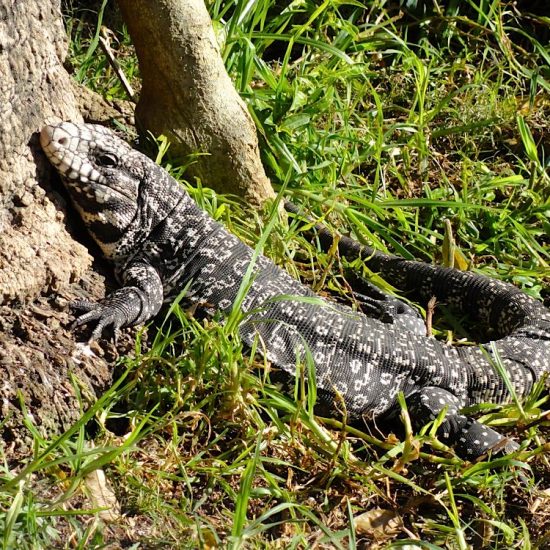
[40,122,550,458]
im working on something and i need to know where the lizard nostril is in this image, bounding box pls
[58,137,69,146]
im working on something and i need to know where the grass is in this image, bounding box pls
[2,0,550,548]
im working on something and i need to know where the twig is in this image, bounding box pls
[98,30,135,101]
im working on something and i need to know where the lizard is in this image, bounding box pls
[40,121,550,459]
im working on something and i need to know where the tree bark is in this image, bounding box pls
[0,0,113,459]
[117,0,275,206]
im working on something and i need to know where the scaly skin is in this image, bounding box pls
[41,122,550,458]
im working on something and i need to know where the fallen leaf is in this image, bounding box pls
[84,468,121,523]
[354,507,403,540]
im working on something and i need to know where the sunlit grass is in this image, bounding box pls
[1,0,548,548]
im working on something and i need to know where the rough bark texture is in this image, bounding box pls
[117,0,275,206]
[0,0,115,459]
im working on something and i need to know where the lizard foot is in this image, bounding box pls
[71,287,145,340]
[346,272,425,334]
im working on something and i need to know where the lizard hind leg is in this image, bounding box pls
[407,386,518,459]
[345,271,426,335]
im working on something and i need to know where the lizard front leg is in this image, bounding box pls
[73,261,164,340]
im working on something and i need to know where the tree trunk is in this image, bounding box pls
[0,0,113,459]
[117,0,275,206]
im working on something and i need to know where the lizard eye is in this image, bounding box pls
[96,153,119,168]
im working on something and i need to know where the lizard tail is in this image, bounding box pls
[285,201,549,338]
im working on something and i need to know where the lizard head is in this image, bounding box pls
[40,122,147,259]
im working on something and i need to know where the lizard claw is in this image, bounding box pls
[71,299,98,313]
[487,436,520,456]
[70,302,125,341]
